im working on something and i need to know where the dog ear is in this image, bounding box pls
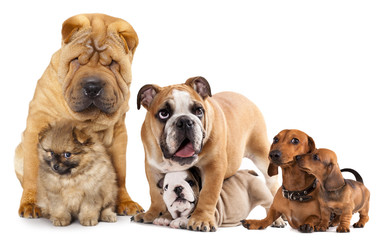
[157,177,164,189]
[62,15,91,44]
[307,136,316,153]
[268,163,279,177]
[189,167,202,191]
[324,163,345,191]
[72,127,93,146]
[38,124,52,143]
[108,20,139,54]
[185,76,212,100]
[137,84,161,110]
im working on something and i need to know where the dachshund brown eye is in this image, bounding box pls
[313,154,320,161]
[291,138,299,144]
[273,137,279,144]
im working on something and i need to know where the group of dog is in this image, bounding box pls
[13,13,370,233]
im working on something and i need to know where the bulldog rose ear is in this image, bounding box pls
[137,84,161,110]
[61,15,91,44]
[185,76,212,100]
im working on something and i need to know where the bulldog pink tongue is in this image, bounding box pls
[174,142,195,158]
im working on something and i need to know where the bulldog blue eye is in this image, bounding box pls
[64,152,72,158]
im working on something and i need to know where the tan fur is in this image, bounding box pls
[242,129,321,233]
[134,77,279,231]
[14,13,142,218]
[297,148,370,232]
[37,121,118,226]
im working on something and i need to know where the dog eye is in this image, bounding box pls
[158,110,170,120]
[49,151,55,157]
[273,137,279,144]
[291,138,299,145]
[194,107,204,118]
[63,152,72,158]
[187,180,195,187]
[164,184,168,191]
[313,154,319,161]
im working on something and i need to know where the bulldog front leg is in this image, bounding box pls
[109,117,143,216]
[188,162,225,232]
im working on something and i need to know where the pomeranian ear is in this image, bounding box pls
[72,127,93,146]
[38,124,52,143]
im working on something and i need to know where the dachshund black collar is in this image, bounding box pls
[282,179,318,202]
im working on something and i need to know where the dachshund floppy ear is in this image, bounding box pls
[268,163,279,177]
[324,163,345,191]
[307,136,316,153]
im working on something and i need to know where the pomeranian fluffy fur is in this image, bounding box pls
[37,120,118,226]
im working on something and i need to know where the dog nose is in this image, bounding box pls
[53,164,60,171]
[269,150,282,161]
[176,116,194,129]
[174,186,184,196]
[82,77,103,98]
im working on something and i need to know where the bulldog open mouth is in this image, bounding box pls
[173,139,195,158]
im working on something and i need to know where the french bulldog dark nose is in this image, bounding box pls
[82,77,103,98]
[176,116,194,129]
[174,186,184,196]
[269,150,282,161]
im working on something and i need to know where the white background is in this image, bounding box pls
[0,1,384,240]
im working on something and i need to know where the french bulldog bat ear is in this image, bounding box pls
[108,20,139,54]
[185,76,212,99]
[307,136,316,153]
[324,163,345,191]
[72,127,93,146]
[137,84,160,110]
[61,15,91,44]
[268,163,279,177]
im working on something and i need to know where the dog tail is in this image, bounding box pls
[340,168,363,184]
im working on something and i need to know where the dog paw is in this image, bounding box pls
[19,202,41,219]
[188,212,217,232]
[241,219,267,230]
[271,217,286,228]
[51,217,71,227]
[170,217,189,229]
[117,200,144,216]
[153,217,171,226]
[337,225,350,233]
[299,224,314,233]
[353,222,365,228]
[314,224,328,232]
[100,211,117,223]
[132,210,161,223]
[79,217,99,226]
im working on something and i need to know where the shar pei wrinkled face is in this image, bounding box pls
[58,14,138,115]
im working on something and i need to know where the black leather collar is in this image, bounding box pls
[282,179,318,202]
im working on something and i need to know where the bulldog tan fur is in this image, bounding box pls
[14,13,142,218]
[134,76,279,231]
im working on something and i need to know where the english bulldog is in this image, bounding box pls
[133,76,279,231]
[153,169,284,229]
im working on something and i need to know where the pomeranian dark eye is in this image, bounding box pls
[64,152,72,158]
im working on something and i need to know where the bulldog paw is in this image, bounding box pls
[241,219,267,230]
[132,210,161,223]
[337,225,350,233]
[299,224,314,233]
[117,200,144,216]
[271,217,286,228]
[153,217,171,226]
[170,217,189,229]
[18,201,41,219]
[188,212,217,232]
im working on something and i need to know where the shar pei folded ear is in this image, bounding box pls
[14,13,143,218]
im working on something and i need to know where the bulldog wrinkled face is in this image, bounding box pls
[161,171,199,219]
[158,90,206,167]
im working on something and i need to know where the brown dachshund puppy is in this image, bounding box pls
[296,148,370,233]
[242,129,321,233]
